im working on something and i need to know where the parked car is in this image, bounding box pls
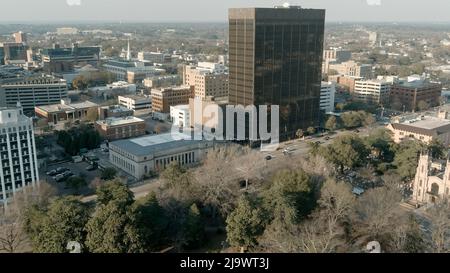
[56,167,68,174]
[46,170,57,176]
[54,174,65,182]
[62,171,74,178]
[86,165,97,171]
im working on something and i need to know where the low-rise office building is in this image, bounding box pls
[98,105,134,120]
[118,95,152,111]
[0,74,68,114]
[170,104,190,128]
[109,132,212,179]
[35,99,99,125]
[95,116,146,141]
[354,79,392,105]
[328,60,373,79]
[390,80,442,111]
[386,115,450,145]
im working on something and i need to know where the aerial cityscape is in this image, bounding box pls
[2,0,450,260]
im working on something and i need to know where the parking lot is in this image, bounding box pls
[41,160,102,194]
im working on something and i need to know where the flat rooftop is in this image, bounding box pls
[96,116,144,127]
[401,117,450,130]
[36,101,98,112]
[110,132,200,157]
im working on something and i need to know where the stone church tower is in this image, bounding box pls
[412,152,450,204]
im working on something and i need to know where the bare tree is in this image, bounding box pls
[428,202,450,253]
[352,186,403,242]
[0,207,28,253]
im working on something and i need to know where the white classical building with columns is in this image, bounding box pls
[0,104,39,204]
[412,152,450,205]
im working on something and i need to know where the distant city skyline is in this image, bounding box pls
[0,0,450,23]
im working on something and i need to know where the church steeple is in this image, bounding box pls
[126,39,131,61]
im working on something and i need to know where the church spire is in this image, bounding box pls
[127,38,131,61]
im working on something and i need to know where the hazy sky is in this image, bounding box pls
[1,0,450,23]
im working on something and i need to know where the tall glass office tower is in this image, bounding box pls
[229,6,325,139]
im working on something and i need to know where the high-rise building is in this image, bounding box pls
[320,82,336,113]
[13,31,27,44]
[228,5,325,139]
[151,85,194,113]
[0,42,29,64]
[0,105,39,204]
[183,62,229,100]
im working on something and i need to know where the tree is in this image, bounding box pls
[428,202,450,253]
[390,214,426,253]
[307,127,316,136]
[160,162,196,203]
[364,128,395,162]
[428,139,445,159]
[417,100,430,111]
[65,176,87,193]
[308,141,321,156]
[265,169,316,225]
[320,134,369,173]
[181,204,206,249]
[341,111,363,129]
[101,167,118,181]
[226,194,267,252]
[352,185,402,242]
[23,196,90,253]
[85,181,141,253]
[96,180,133,207]
[130,193,169,251]
[0,206,28,253]
[393,140,424,181]
[85,202,143,253]
[325,116,337,131]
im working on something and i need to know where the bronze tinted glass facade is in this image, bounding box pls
[229,7,325,139]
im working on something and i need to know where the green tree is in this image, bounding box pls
[85,180,141,253]
[393,140,424,181]
[265,169,315,225]
[182,204,206,249]
[101,167,118,181]
[226,194,267,252]
[364,128,395,162]
[96,180,133,207]
[65,176,87,193]
[130,193,169,251]
[321,134,369,173]
[428,139,445,159]
[85,202,143,253]
[307,127,316,136]
[341,111,363,129]
[23,196,90,253]
[325,116,337,131]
